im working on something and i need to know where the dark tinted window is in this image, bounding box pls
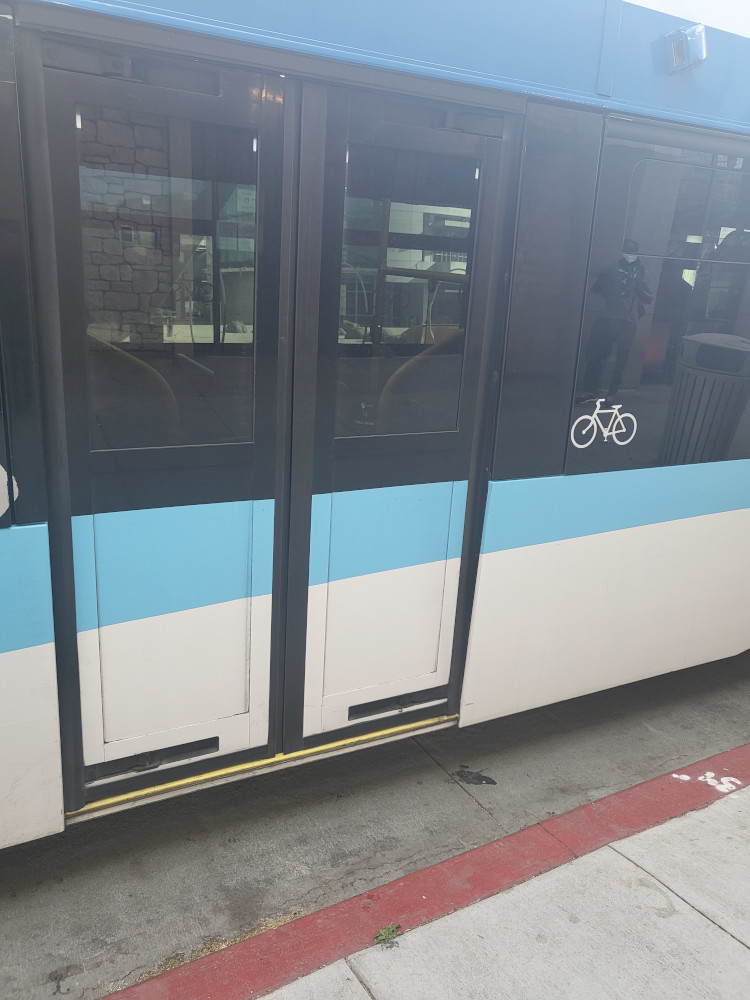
[335,144,478,436]
[626,156,750,264]
[568,136,750,474]
[78,107,257,449]
[492,105,603,481]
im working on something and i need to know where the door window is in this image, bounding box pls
[335,144,478,436]
[77,108,257,449]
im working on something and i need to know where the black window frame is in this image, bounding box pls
[0,12,47,526]
[45,56,285,515]
[312,87,506,495]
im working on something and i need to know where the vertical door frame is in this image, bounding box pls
[16,27,86,810]
[446,112,525,712]
[278,81,328,753]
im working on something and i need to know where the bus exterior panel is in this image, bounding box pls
[0,0,749,845]
[16,1,750,134]
[0,521,64,848]
[71,502,274,768]
[461,464,750,726]
[0,6,65,849]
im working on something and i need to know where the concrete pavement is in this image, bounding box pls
[2,651,750,998]
[269,785,750,1000]
[110,742,750,999]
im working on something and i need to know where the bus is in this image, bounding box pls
[2,0,750,848]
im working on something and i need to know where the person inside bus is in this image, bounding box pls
[577,239,653,403]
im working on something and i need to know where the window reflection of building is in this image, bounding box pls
[77,108,258,448]
[335,144,477,437]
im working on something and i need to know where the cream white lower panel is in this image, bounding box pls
[460,509,750,727]
[78,627,105,765]
[304,559,459,736]
[248,592,271,748]
[0,642,64,849]
[82,594,272,762]
[99,597,259,748]
[74,514,105,766]
[303,581,329,737]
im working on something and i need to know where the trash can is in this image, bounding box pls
[659,333,750,465]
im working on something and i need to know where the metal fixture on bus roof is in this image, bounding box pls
[665,23,707,73]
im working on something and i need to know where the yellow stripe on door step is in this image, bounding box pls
[67,714,458,818]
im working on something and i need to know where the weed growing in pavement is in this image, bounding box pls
[373,923,401,945]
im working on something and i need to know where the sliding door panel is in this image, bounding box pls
[47,50,283,769]
[301,90,506,737]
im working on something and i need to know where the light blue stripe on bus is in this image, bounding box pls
[309,481,468,587]
[73,500,274,631]
[251,500,275,598]
[481,460,750,554]
[71,515,98,634]
[0,524,55,654]
[72,484,466,632]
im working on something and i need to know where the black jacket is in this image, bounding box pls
[592,257,653,322]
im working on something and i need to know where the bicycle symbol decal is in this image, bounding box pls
[570,398,637,449]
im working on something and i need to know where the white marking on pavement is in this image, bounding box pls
[697,772,742,794]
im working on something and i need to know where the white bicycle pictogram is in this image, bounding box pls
[570,398,637,449]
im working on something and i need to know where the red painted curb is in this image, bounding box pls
[111,825,572,1000]
[108,742,750,1000]
[542,742,750,856]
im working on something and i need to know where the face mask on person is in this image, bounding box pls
[623,253,638,263]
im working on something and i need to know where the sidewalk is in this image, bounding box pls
[111,743,750,999]
[276,784,750,999]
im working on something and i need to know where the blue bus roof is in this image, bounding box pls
[19,0,750,135]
